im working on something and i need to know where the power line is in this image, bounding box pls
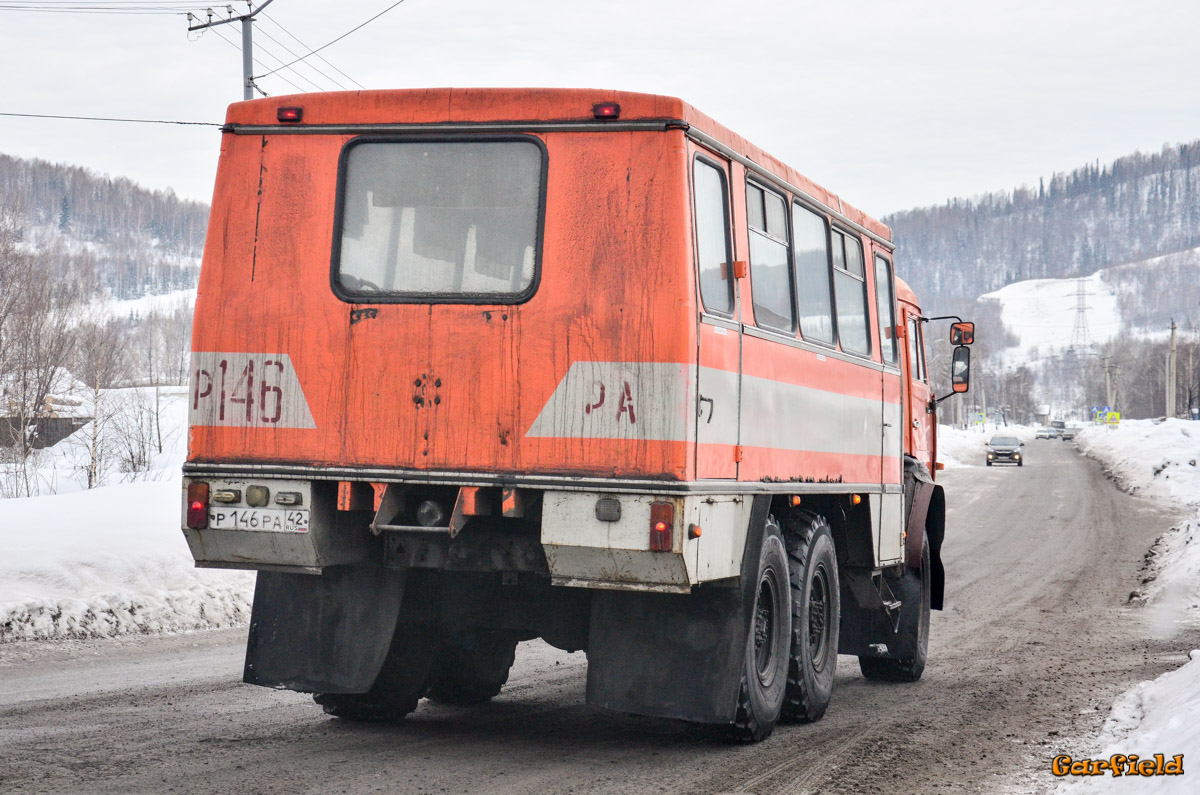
[204,23,311,97]
[257,0,408,80]
[261,12,364,89]
[0,2,196,13]
[251,36,331,92]
[254,24,348,91]
[0,111,219,126]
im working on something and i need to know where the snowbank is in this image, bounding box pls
[1077,419,1200,612]
[1076,419,1200,508]
[1058,650,1200,794]
[1058,419,1200,792]
[0,481,254,642]
[0,387,254,642]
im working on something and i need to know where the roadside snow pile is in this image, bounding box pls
[0,481,254,642]
[1058,419,1200,793]
[0,387,254,643]
[1058,650,1200,794]
[1076,419,1200,507]
[1077,419,1200,610]
[937,423,1035,468]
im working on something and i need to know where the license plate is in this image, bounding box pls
[208,508,309,532]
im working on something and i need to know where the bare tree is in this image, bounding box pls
[72,312,130,488]
[0,203,90,494]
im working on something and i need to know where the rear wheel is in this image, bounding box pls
[728,518,791,742]
[426,632,519,705]
[314,624,438,721]
[781,510,839,723]
[859,536,930,682]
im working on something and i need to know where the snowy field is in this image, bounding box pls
[1059,419,1200,793]
[0,389,253,643]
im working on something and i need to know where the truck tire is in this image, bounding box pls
[780,510,840,723]
[426,632,519,705]
[728,518,791,742]
[314,624,438,721]
[859,535,930,683]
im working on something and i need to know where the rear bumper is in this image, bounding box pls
[181,474,754,592]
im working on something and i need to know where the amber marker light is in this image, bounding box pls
[851,494,862,505]
[790,495,802,507]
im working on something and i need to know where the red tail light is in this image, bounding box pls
[593,102,620,120]
[277,106,303,123]
[649,502,673,552]
[187,482,210,529]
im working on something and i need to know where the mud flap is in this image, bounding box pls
[243,563,405,694]
[584,495,770,724]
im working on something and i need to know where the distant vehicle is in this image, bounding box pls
[1059,426,1077,441]
[986,436,1024,466]
[1035,427,1058,439]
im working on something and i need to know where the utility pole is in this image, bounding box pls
[1168,318,1178,418]
[188,0,277,100]
[1103,354,1114,409]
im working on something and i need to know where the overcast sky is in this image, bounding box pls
[2,0,1198,218]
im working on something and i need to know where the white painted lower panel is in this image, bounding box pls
[541,491,753,590]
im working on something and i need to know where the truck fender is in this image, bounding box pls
[904,462,945,611]
[584,494,771,724]
[243,563,405,693]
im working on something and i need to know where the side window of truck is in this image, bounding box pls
[693,158,735,316]
[831,229,871,356]
[908,317,927,382]
[332,138,545,304]
[746,182,795,333]
[874,254,898,364]
[791,203,835,344]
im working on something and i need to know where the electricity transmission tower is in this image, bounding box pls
[1069,278,1092,353]
[188,0,277,100]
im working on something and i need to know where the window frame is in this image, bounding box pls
[830,226,873,357]
[691,153,737,318]
[329,133,550,306]
[745,177,796,334]
[873,253,899,365]
[790,199,838,348]
[908,316,928,383]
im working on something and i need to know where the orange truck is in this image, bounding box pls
[182,88,973,741]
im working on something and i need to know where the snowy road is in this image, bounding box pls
[2,440,1196,794]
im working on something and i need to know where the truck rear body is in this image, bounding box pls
[181,88,964,733]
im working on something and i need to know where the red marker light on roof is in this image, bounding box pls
[277,106,303,123]
[593,102,620,120]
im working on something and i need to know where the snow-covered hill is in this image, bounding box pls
[979,247,1200,364]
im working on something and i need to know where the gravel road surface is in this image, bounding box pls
[2,440,1195,793]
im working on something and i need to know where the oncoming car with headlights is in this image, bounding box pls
[986,436,1024,466]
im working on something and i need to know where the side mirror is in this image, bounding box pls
[951,345,970,393]
[950,321,975,345]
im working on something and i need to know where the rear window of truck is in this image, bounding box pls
[332,137,546,303]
